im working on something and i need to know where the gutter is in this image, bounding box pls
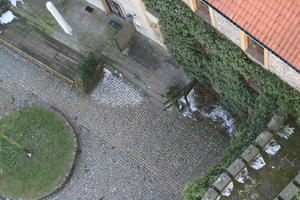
[202,0,300,73]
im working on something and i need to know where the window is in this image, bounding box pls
[241,32,269,67]
[105,0,126,18]
[246,37,264,64]
[195,0,211,24]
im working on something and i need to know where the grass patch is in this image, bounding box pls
[0,107,75,199]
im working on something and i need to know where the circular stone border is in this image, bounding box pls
[0,105,80,200]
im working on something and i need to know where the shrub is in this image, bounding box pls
[75,52,104,93]
[0,0,8,8]
[141,0,300,199]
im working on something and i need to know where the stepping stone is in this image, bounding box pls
[212,173,232,193]
[227,158,246,177]
[203,188,220,200]
[279,182,300,200]
[255,131,273,149]
[240,144,260,164]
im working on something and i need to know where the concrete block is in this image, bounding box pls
[202,188,220,200]
[268,114,285,133]
[255,131,273,149]
[240,145,260,164]
[294,173,300,185]
[227,158,246,177]
[279,182,300,200]
[212,173,232,193]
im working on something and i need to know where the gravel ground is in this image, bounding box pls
[0,45,229,200]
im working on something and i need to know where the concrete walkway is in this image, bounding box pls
[0,45,228,200]
[9,0,189,106]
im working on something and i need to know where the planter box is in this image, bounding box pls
[84,63,105,93]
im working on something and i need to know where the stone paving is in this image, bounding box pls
[9,0,189,106]
[0,45,229,200]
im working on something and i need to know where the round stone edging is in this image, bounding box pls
[0,105,80,200]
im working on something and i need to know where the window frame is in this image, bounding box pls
[194,0,212,24]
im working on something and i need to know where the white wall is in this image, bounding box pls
[86,0,108,11]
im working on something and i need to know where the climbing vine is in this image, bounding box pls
[142,0,300,199]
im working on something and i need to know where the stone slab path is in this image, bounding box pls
[0,45,228,200]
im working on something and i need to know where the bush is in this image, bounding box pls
[293,192,300,200]
[75,52,104,93]
[0,0,8,9]
[141,0,300,199]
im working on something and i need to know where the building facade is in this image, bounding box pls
[184,0,300,92]
[86,0,300,92]
[85,0,164,46]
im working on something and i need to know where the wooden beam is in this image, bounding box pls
[264,48,269,69]
[189,0,198,12]
[100,0,111,14]
[240,31,248,51]
[208,7,216,27]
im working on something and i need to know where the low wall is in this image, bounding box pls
[203,111,300,200]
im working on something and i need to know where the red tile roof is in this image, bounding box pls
[206,0,300,70]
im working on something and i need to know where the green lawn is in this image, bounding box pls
[0,107,75,199]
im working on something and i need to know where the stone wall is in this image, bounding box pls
[213,10,241,47]
[269,52,300,91]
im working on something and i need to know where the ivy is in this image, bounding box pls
[0,0,8,8]
[142,0,300,199]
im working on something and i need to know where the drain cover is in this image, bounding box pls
[85,6,94,13]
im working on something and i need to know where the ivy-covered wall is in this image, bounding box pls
[141,0,300,199]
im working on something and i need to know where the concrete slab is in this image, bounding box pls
[212,173,232,193]
[203,188,220,200]
[268,113,285,133]
[226,158,246,177]
[240,145,260,164]
[294,173,300,185]
[255,131,273,149]
[279,182,300,200]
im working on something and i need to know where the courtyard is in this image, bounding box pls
[0,45,229,199]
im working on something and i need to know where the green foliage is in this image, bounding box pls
[0,0,8,8]
[142,0,300,199]
[76,52,103,92]
[292,192,300,200]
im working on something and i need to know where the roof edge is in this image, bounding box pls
[202,0,300,73]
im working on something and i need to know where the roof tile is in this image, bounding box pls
[207,0,300,70]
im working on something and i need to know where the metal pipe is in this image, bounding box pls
[46,1,73,35]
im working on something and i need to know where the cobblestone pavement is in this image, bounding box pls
[0,45,229,200]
